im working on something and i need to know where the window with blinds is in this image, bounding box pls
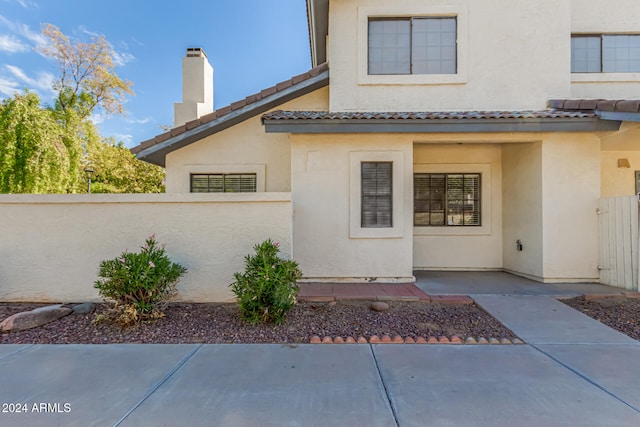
[414,173,480,226]
[190,173,257,193]
[361,162,393,228]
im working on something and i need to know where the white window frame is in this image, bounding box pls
[350,151,405,238]
[571,33,640,83]
[357,5,468,86]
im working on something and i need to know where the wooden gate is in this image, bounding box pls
[598,196,639,290]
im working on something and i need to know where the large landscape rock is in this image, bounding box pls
[0,304,72,332]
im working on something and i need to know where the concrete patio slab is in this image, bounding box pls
[374,345,640,427]
[537,344,640,411]
[0,344,199,427]
[120,344,395,427]
[0,344,31,360]
[472,295,637,344]
[415,271,626,296]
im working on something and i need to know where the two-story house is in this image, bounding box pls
[132,0,640,286]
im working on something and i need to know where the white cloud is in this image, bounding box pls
[89,113,104,125]
[0,15,47,50]
[0,34,29,52]
[3,0,38,9]
[112,133,133,145]
[0,76,20,97]
[5,65,53,92]
[125,116,153,124]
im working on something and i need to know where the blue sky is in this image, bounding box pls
[0,0,311,147]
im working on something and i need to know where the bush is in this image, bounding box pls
[230,239,302,324]
[94,235,186,326]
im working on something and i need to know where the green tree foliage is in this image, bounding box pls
[0,92,78,193]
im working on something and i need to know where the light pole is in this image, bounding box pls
[84,168,94,194]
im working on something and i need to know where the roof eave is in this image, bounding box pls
[307,0,329,67]
[263,117,621,134]
[597,111,640,123]
[135,69,329,167]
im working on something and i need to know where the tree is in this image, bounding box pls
[38,24,134,121]
[0,92,78,193]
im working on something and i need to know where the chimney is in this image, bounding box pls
[174,47,214,127]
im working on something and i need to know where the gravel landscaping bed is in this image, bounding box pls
[562,296,640,340]
[1,301,516,344]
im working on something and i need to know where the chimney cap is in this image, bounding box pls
[186,47,207,58]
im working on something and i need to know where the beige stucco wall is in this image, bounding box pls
[328,0,570,112]
[502,142,544,279]
[601,123,640,197]
[290,134,414,282]
[0,194,292,303]
[571,0,640,99]
[165,87,329,193]
[541,134,601,282]
[413,143,503,270]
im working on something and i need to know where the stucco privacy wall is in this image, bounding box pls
[328,0,570,112]
[570,0,640,99]
[502,142,544,280]
[413,143,503,270]
[165,87,329,193]
[0,194,292,303]
[290,134,414,281]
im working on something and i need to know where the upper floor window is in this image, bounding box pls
[368,17,456,75]
[414,173,480,226]
[190,173,257,193]
[572,34,640,73]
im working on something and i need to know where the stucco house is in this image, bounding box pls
[131,0,640,286]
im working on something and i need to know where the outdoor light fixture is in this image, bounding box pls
[84,168,95,194]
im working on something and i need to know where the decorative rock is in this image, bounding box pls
[370,302,390,312]
[381,335,392,343]
[1,305,72,332]
[500,338,512,345]
[345,337,356,344]
[438,336,450,344]
[489,338,500,344]
[404,337,416,344]
[322,336,333,344]
[450,335,463,344]
[357,336,368,344]
[415,337,427,344]
[334,336,345,344]
[310,336,322,344]
[392,335,404,343]
[465,337,478,344]
[427,336,439,344]
[369,335,381,344]
[477,337,489,344]
[512,338,524,345]
[72,302,96,314]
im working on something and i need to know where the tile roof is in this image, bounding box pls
[262,109,597,121]
[131,62,329,157]
[549,99,640,113]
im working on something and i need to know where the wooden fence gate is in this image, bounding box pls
[598,196,639,290]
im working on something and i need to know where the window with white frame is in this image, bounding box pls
[571,34,640,73]
[414,173,480,226]
[190,173,257,193]
[368,17,457,75]
[361,162,393,228]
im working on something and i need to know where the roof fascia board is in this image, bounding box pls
[263,118,621,134]
[597,111,640,123]
[136,70,329,166]
[307,0,329,67]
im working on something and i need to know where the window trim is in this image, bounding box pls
[357,5,467,86]
[361,161,393,228]
[413,163,492,237]
[179,164,266,193]
[350,151,405,239]
[190,173,257,193]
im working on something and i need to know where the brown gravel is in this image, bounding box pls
[0,301,516,344]
[562,296,640,340]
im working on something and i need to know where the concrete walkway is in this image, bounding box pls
[1,272,640,426]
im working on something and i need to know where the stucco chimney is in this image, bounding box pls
[174,47,214,127]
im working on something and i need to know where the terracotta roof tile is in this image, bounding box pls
[615,100,640,113]
[549,99,640,113]
[262,110,596,121]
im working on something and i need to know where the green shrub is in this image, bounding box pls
[230,239,302,324]
[94,235,186,325]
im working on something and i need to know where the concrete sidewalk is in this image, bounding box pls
[1,272,640,426]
